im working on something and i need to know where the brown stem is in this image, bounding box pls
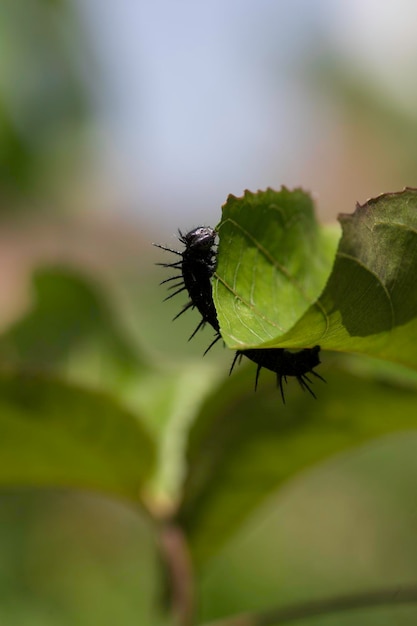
[159,522,195,626]
[202,585,417,626]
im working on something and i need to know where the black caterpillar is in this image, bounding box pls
[154,227,221,354]
[229,345,324,404]
[156,226,324,402]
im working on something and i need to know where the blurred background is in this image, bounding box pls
[1,0,417,623]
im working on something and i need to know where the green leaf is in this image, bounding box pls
[0,266,143,375]
[281,188,417,370]
[134,361,222,506]
[0,370,155,503]
[199,586,417,626]
[214,187,417,371]
[0,0,93,203]
[213,188,339,348]
[177,357,417,565]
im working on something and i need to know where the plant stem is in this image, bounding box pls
[202,585,417,626]
[160,522,195,626]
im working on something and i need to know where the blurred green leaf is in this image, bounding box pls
[200,585,417,626]
[0,0,94,203]
[177,357,417,565]
[213,188,339,347]
[0,266,143,375]
[135,362,222,505]
[0,370,155,502]
[0,101,34,189]
[214,188,417,371]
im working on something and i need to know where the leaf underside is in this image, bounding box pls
[213,187,417,371]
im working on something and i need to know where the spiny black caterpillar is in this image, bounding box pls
[154,227,221,354]
[229,345,325,404]
[155,226,325,402]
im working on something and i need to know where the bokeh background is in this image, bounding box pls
[1,1,417,624]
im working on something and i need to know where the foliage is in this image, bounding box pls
[1,188,417,624]
[0,0,93,203]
